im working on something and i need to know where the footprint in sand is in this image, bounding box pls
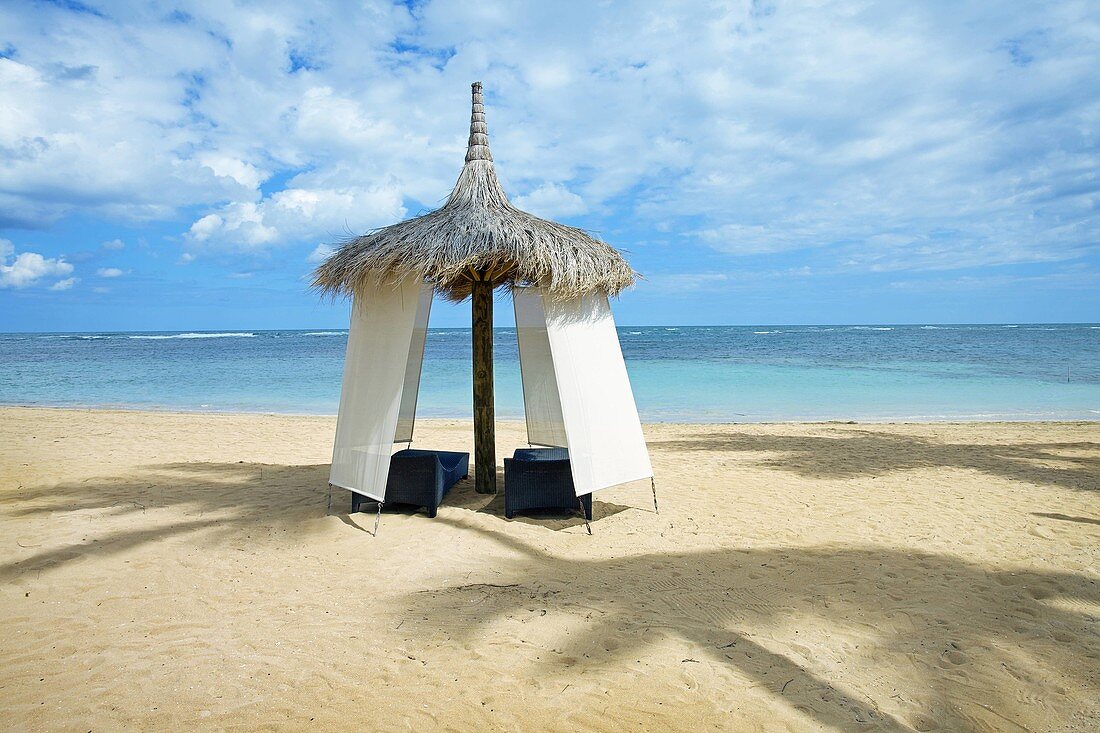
[938,642,967,667]
[1029,525,1056,540]
[911,713,941,731]
[940,649,967,666]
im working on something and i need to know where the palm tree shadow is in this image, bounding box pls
[650,429,1100,491]
[397,518,1099,733]
[1032,512,1100,526]
[6,457,1098,730]
[2,462,331,580]
[3,459,634,579]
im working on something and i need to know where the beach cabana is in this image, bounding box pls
[314,82,653,517]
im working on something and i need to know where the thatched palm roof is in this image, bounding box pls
[312,82,637,301]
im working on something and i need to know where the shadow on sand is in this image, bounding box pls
[649,428,1100,491]
[4,428,1098,731]
[1,461,632,577]
[396,517,1099,732]
[3,462,333,580]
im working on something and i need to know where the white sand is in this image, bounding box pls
[1,407,1097,731]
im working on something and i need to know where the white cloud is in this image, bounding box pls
[185,185,405,251]
[198,154,268,190]
[697,224,821,256]
[513,183,587,219]
[888,268,1100,292]
[0,0,1095,280]
[186,204,277,248]
[0,239,75,289]
[639,266,819,295]
[101,239,125,250]
[188,213,231,242]
[96,267,125,277]
[307,244,335,263]
[642,272,729,294]
[50,277,77,290]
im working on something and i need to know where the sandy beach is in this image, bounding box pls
[0,406,1097,732]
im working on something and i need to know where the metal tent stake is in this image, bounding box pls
[651,477,659,514]
[373,501,383,536]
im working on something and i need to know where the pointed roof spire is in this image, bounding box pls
[465,81,493,163]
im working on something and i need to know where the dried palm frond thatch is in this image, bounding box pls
[312,82,637,301]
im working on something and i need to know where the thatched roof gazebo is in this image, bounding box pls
[316,82,651,506]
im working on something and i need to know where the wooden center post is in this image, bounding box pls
[471,271,496,494]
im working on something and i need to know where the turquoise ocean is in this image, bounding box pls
[1,324,1098,422]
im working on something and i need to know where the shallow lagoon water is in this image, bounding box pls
[1,324,1097,422]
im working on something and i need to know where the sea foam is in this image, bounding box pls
[129,332,256,340]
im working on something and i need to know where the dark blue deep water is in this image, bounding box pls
[1,324,1098,421]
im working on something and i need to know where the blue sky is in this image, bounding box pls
[1,0,1098,331]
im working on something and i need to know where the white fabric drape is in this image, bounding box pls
[394,283,434,443]
[514,288,568,448]
[514,287,653,496]
[329,278,425,501]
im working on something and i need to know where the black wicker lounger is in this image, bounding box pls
[351,449,469,518]
[503,447,593,521]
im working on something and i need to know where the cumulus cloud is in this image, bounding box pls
[513,183,587,219]
[0,239,75,289]
[101,239,125,250]
[197,154,268,191]
[307,244,335,263]
[185,185,405,251]
[50,277,77,291]
[187,204,277,249]
[96,267,124,277]
[0,0,1096,284]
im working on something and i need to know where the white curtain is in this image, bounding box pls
[329,278,426,501]
[514,287,653,496]
[394,283,434,443]
[514,288,568,448]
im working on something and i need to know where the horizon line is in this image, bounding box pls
[3,321,1100,336]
